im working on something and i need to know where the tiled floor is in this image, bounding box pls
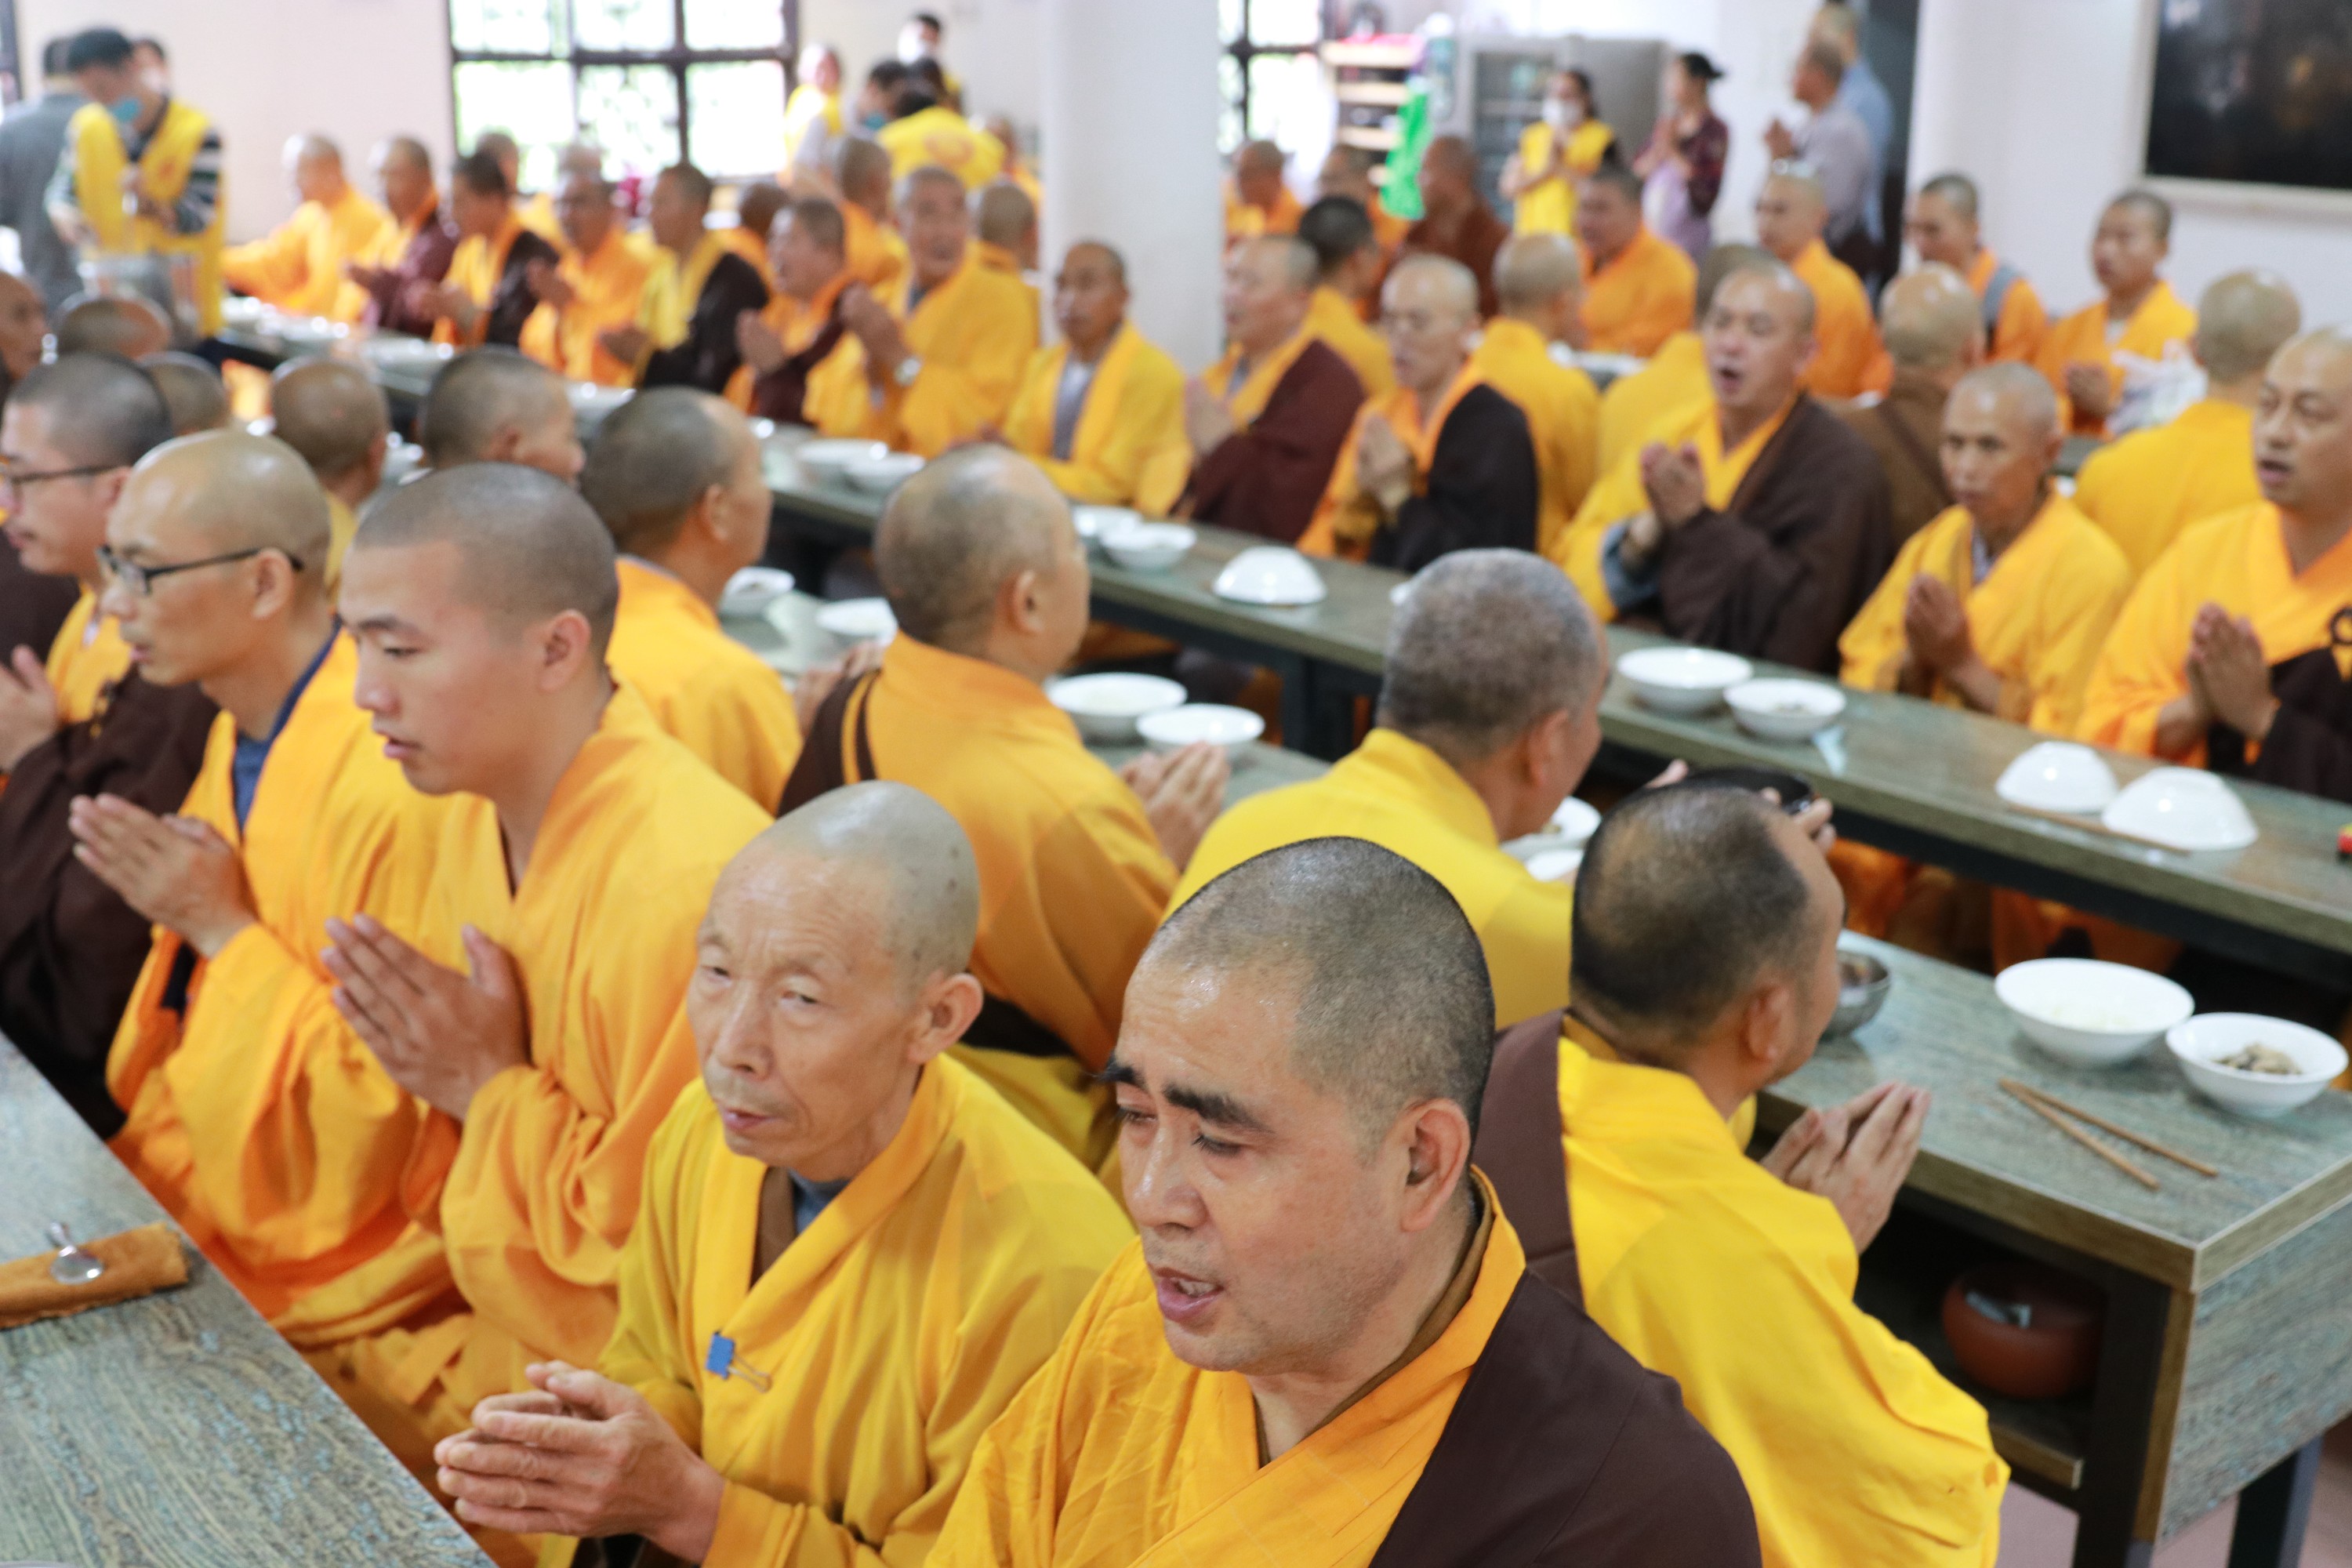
[2001,1424,2352,1565]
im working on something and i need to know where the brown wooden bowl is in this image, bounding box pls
[1940,1261,2104,1401]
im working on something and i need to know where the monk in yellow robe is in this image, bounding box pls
[835,138,909,293]
[416,348,585,483]
[601,163,774,396]
[1595,242,1761,475]
[580,387,800,807]
[1893,173,2048,370]
[2074,270,2299,579]
[267,356,390,585]
[877,97,1004,190]
[1754,166,1879,399]
[782,448,1228,1166]
[811,166,1036,456]
[734,195,862,426]
[1225,139,1302,246]
[1503,69,1615,235]
[518,172,655,388]
[2037,190,2197,437]
[1475,234,1602,554]
[1000,241,1190,514]
[223,134,394,323]
[1297,195,1396,396]
[1316,145,1409,263]
[1176,552,1598,1027]
[433,784,1131,1563]
[1574,164,1696,358]
[141,352,230,437]
[1476,786,2005,1568]
[74,434,459,1390]
[425,151,563,352]
[972,179,1042,345]
[931,837,1761,1568]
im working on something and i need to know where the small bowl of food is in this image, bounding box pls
[1136,702,1265,757]
[1615,646,1755,714]
[1073,504,1139,546]
[1686,764,1817,814]
[1726,677,1846,742]
[794,438,891,485]
[841,450,926,494]
[1827,949,1891,1036]
[813,597,897,655]
[1103,522,1197,572]
[718,566,795,619]
[1994,958,2194,1068]
[2167,1014,2347,1119]
[1047,672,1188,742]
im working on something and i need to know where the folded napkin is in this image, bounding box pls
[0,1222,189,1330]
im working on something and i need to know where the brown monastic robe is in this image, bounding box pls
[1182,338,1364,543]
[0,540,79,666]
[1835,370,1952,548]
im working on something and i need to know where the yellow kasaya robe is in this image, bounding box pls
[1789,238,1880,400]
[1511,118,1614,234]
[2035,279,2197,437]
[782,83,843,172]
[519,230,656,387]
[973,239,1041,348]
[223,186,395,323]
[1307,284,1395,397]
[1223,180,1303,245]
[1580,225,1696,358]
[804,257,1036,457]
[842,201,908,294]
[1171,728,1570,1029]
[67,97,226,334]
[724,271,855,415]
[1201,323,1318,426]
[2071,398,2260,581]
[1001,321,1191,516]
[1469,317,1601,557]
[632,230,735,371]
[1554,1022,2006,1568]
[104,633,459,1348]
[1595,329,1710,476]
[326,497,359,592]
[517,190,561,246]
[1301,361,1487,559]
[45,589,130,725]
[438,211,531,347]
[610,557,799,809]
[556,1057,1131,1567]
[877,105,1006,190]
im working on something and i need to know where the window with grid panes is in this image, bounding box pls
[1220,0,1327,154]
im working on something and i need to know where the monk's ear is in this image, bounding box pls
[689,482,729,545]
[1396,1098,1472,1232]
[910,971,982,1063]
[248,549,300,621]
[1000,566,1044,635]
[1738,980,1796,1073]
[535,608,597,689]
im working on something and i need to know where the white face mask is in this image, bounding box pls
[898,28,932,64]
[1544,97,1583,132]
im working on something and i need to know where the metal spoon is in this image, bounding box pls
[45,1222,103,1286]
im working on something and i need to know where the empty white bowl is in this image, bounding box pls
[1214,546,1327,607]
[1994,958,2194,1067]
[1616,646,1755,714]
[1525,848,1584,884]
[1726,678,1846,742]
[1996,742,2120,814]
[567,382,632,414]
[718,566,795,619]
[1073,504,1138,544]
[841,451,925,494]
[795,438,891,483]
[813,597,897,654]
[2168,1013,2347,1119]
[1104,522,1197,572]
[1047,672,1188,742]
[1136,702,1265,756]
[2100,767,2258,853]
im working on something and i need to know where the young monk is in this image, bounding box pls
[1296,195,1396,397]
[1752,163,1880,399]
[222,134,394,323]
[432,784,1131,1562]
[580,387,800,807]
[1899,172,2047,368]
[54,294,171,358]
[1575,163,1697,358]
[615,162,771,395]
[415,348,585,482]
[1471,233,1603,556]
[519,171,654,388]
[735,196,859,426]
[2035,190,2196,436]
[931,837,1761,1567]
[267,356,390,583]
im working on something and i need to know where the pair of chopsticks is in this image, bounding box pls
[1998,1078,2219,1192]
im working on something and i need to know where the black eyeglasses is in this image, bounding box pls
[0,460,115,492]
[97,543,304,597]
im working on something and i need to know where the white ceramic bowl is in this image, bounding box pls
[360,334,450,367]
[1503,796,1602,864]
[1389,580,1413,607]
[567,381,631,411]
[813,597,897,654]
[841,450,925,494]
[2168,1013,2347,1119]
[1136,702,1265,756]
[1046,672,1188,742]
[1997,742,2121,814]
[1726,678,1847,742]
[1214,546,1327,607]
[1615,646,1755,714]
[1073,504,1138,544]
[1525,848,1584,884]
[795,438,891,483]
[718,566,796,619]
[2101,767,2258,852]
[1104,522,1197,572]
[1994,958,2194,1067]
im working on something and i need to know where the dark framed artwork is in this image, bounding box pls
[2145,0,2352,191]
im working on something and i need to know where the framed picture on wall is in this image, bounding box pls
[2143,0,2352,194]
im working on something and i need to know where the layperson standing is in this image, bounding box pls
[1503,70,1614,238]
[1761,43,1874,278]
[1632,52,1730,263]
[426,151,561,352]
[1576,163,1697,358]
[1474,233,1603,556]
[1837,265,1982,546]
[0,38,87,317]
[223,135,394,323]
[349,136,460,340]
[1399,136,1508,320]
[2035,191,2196,437]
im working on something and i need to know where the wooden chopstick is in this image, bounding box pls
[1999,1078,2220,1178]
[2001,1081,2161,1190]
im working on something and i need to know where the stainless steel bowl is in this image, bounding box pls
[1828,953,1892,1036]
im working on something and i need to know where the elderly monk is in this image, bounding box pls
[1559,258,1892,673]
[931,837,1761,1568]
[2082,327,2352,805]
[1180,236,1366,543]
[2037,191,2197,436]
[1753,163,1879,398]
[519,172,654,388]
[1317,145,1408,259]
[224,134,394,323]
[350,136,459,339]
[1837,264,1983,546]
[0,282,77,666]
[269,357,390,582]
[2074,270,2300,579]
[78,433,459,1419]
[1000,241,1190,514]
[581,388,800,807]
[1577,163,1697,358]
[1595,242,1760,474]
[432,784,1131,1563]
[782,448,1226,1166]
[426,151,563,350]
[56,294,172,358]
[737,196,858,426]
[835,138,909,294]
[1306,255,1537,570]
[1225,138,1301,245]
[876,80,1003,191]
[1175,552,1598,1028]
[811,166,1035,456]
[318,466,771,1515]
[617,163,771,395]
[1475,785,2005,1568]
[1297,195,1396,397]
[1896,172,2047,368]
[140,352,232,437]
[1401,135,1508,320]
[1474,234,1603,556]
[416,349,585,482]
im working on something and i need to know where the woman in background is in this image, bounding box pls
[1635,52,1729,263]
[1503,68,1616,235]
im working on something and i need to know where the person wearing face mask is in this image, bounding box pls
[1501,69,1615,238]
[896,10,963,107]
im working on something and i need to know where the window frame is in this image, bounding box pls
[1222,0,1327,151]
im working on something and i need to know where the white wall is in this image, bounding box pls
[798,0,1040,140]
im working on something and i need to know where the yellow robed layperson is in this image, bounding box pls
[432,786,1131,1566]
[1504,70,1613,234]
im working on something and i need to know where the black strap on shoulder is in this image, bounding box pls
[1472,1009,1577,1306]
[775,670,875,815]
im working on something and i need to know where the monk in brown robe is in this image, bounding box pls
[1835,264,1981,546]
[737,196,856,426]
[1400,136,1508,320]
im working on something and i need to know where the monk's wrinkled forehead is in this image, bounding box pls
[1948,364,2057,443]
[2272,329,2352,400]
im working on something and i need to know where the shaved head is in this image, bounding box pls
[1919,171,1980,222]
[1065,238,1125,288]
[974,178,1035,249]
[1755,166,1828,261]
[743,781,979,996]
[1951,361,2060,442]
[1242,233,1316,294]
[1878,263,1981,372]
[1151,838,1494,1144]
[782,194,847,258]
[269,357,390,485]
[1495,231,1582,312]
[1421,134,1475,182]
[416,348,574,471]
[873,445,1066,652]
[1380,550,1602,762]
[57,294,171,358]
[1717,256,1817,334]
[381,135,432,176]
[1697,242,1770,317]
[2108,187,2173,242]
[897,164,964,211]
[1235,139,1283,179]
[837,137,892,209]
[1385,252,1477,319]
[140,351,231,436]
[2195,270,2302,384]
[1298,194,1377,277]
[291,133,342,169]
[9,352,175,469]
[1585,162,1646,209]
[580,387,750,556]
[123,430,332,578]
[735,180,788,246]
